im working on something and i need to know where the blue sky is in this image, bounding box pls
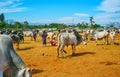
[0,0,120,26]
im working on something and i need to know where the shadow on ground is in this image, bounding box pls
[100,61,120,65]
[17,47,34,51]
[65,51,96,58]
[32,69,44,75]
[20,42,31,44]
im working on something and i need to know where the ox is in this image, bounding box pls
[9,31,24,49]
[23,31,33,41]
[0,35,32,77]
[57,30,87,57]
[10,34,20,49]
[110,30,116,45]
[90,30,109,45]
[17,32,24,43]
[47,32,57,42]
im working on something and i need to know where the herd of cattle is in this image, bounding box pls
[0,28,119,77]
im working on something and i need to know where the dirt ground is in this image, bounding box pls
[14,33,120,77]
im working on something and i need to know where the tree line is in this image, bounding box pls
[0,13,120,30]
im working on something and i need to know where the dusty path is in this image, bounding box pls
[15,33,120,77]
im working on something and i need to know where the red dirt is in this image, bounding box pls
[15,33,120,77]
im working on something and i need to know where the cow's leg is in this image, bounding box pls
[110,38,112,44]
[57,44,60,57]
[106,35,109,45]
[71,45,76,55]
[112,38,115,45]
[104,38,106,45]
[60,45,65,58]
[111,39,114,45]
[111,37,115,45]
[31,36,33,41]
[95,38,98,45]
[106,38,108,45]
[23,37,24,43]
[104,36,108,45]
[63,49,67,54]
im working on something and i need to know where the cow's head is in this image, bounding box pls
[17,67,32,77]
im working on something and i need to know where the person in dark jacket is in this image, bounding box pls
[41,30,47,46]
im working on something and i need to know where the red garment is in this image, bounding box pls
[51,39,56,46]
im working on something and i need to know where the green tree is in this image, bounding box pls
[0,13,6,29]
[6,19,14,28]
[77,22,89,29]
[0,21,5,28]
[89,16,95,28]
[77,23,82,29]
[14,21,20,29]
[23,21,29,30]
[0,13,5,22]
[57,23,67,29]
[92,24,101,29]
[48,23,67,29]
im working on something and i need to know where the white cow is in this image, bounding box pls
[110,30,116,45]
[47,32,57,42]
[0,35,32,77]
[90,30,109,45]
[57,30,87,57]
[23,31,33,41]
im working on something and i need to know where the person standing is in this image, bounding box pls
[33,31,37,41]
[41,30,47,46]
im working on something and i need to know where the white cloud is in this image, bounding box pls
[58,17,74,21]
[0,7,26,13]
[0,2,11,7]
[73,13,89,17]
[0,0,26,13]
[96,0,120,13]
[56,17,77,24]
[55,13,90,24]
[95,0,120,26]
[94,12,120,26]
[33,17,76,24]
[29,16,90,25]
[0,0,20,7]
